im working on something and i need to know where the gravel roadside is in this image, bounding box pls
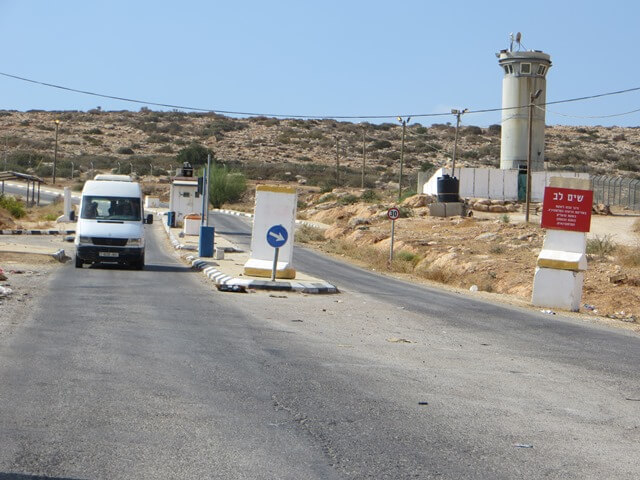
[0,253,67,339]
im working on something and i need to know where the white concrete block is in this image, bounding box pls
[244,185,297,279]
[183,217,201,236]
[542,229,586,254]
[145,196,160,208]
[531,267,583,312]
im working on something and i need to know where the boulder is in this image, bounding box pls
[489,205,507,213]
[593,203,612,215]
[348,217,370,227]
[401,194,435,208]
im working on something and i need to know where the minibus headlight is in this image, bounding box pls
[128,238,142,246]
[78,235,92,244]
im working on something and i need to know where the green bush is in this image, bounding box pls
[338,194,358,205]
[177,143,214,167]
[371,140,392,150]
[117,147,134,155]
[360,189,379,202]
[208,165,247,208]
[0,194,26,218]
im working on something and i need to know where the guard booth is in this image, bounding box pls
[168,162,199,227]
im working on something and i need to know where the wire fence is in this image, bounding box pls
[592,175,640,210]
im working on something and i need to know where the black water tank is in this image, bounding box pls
[436,174,460,202]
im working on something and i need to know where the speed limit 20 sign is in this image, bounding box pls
[387,207,400,220]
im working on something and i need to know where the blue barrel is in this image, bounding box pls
[167,211,175,228]
[437,174,460,203]
[199,226,215,257]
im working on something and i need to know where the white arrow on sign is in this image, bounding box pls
[269,231,285,242]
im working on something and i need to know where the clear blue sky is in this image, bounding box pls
[1,0,639,127]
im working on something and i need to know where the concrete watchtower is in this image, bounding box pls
[497,33,551,171]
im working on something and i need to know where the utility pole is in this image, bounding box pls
[71,161,74,179]
[525,89,543,222]
[53,119,60,184]
[361,127,366,189]
[334,135,340,186]
[397,116,411,201]
[450,108,468,177]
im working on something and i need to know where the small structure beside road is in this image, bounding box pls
[0,171,45,206]
[169,163,198,227]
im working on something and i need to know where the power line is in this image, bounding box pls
[535,104,640,119]
[1,70,640,121]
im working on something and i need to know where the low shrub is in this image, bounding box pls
[586,234,616,257]
[0,194,26,218]
[338,194,358,205]
[360,189,380,203]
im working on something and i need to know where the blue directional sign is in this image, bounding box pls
[266,224,288,248]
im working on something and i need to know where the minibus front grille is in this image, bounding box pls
[91,237,128,247]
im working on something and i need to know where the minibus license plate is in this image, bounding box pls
[99,252,119,258]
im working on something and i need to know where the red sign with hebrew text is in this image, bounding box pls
[541,187,593,232]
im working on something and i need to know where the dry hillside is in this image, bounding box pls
[1,110,639,189]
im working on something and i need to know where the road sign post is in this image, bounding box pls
[387,207,400,262]
[266,224,288,281]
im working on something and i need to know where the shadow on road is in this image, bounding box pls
[143,264,195,273]
[0,473,86,480]
[86,263,194,273]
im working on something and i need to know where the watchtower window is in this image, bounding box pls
[504,64,514,74]
[520,63,531,74]
[537,65,547,76]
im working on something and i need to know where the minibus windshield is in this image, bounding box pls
[81,196,141,221]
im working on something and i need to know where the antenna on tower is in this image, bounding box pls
[516,32,522,50]
[509,32,514,51]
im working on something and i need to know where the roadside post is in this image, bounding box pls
[531,176,593,311]
[266,224,289,281]
[388,207,400,262]
[198,156,213,257]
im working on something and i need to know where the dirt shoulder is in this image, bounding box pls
[0,253,65,339]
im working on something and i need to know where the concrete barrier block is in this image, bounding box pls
[531,267,583,312]
[429,202,464,217]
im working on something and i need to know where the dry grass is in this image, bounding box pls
[616,245,640,267]
[24,200,64,223]
[295,225,326,243]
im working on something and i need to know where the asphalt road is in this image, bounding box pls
[0,215,638,479]
[1,182,80,206]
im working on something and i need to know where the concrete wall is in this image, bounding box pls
[423,167,519,200]
[423,167,589,202]
[531,171,589,202]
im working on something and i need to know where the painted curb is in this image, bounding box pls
[159,213,197,251]
[0,229,75,235]
[185,254,339,294]
[159,210,338,294]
